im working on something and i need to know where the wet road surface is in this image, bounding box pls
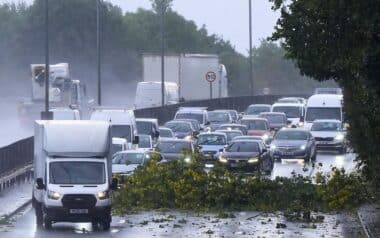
[0,152,362,238]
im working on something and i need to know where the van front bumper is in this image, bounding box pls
[44,206,111,223]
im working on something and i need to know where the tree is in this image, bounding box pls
[150,0,173,14]
[269,0,380,196]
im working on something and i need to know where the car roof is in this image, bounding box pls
[158,138,192,143]
[272,102,304,107]
[230,139,260,144]
[136,118,158,123]
[278,128,309,133]
[214,109,237,113]
[219,124,247,128]
[199,132,227,137]
[248,104,271,107]
[234,136,262,139]
[312,119,342,123]
[241,117,268,121]
[165,120,192,125]
[159,127,173,130]
[259,112,286,116]
[115,149,148,154]
[216,129,242,133]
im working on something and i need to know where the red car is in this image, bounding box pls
[240,117,271,142]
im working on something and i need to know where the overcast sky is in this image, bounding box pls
[6,0,279,55]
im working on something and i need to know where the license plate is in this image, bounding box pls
[283,152,294,156]
[69,209,88,214]
[318,141,329,144]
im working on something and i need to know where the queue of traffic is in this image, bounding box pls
[111,89,346,177]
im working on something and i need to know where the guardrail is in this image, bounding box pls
[0,137,33,176]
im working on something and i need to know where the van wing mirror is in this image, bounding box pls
[36,178,45,190]
[133,135,139,144]
[110,178,118,190]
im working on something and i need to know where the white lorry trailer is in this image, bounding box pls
[142,54,228,101]
[32,120,117,230]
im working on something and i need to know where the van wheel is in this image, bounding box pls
[35,204,43,227]
[101,221,111,231]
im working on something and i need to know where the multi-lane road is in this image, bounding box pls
[0,152,360,238]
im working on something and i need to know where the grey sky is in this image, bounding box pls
[7,0,279,55]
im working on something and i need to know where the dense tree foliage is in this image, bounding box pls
[0,0,327,98]
[270,0,380,197]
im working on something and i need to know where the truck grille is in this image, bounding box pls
[315,137,334,142]
[61,194,96,209]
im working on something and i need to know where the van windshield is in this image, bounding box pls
[272,106,302,118]
[136,121,153,135]
[111,125,132,142]
[49,162,105,185]
[305,108,341,122]
[175,113,203,124]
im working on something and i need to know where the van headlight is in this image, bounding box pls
[184,135,192,141]
[298,121,304,127]
[248,157,259,163]
[47,190,61,200]
[262,134,269,140]
[97,190,110,200]
[335,134,344,141]
[219,157,228,163]
[300,145,306,150]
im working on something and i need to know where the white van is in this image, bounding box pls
[271,102,305,125]
[134,82,179,109]
[304,94,343,129]
[90,109,139,149]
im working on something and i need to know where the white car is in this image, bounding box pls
[138,134,153,151]
[112,149,155,176]
[310,119,346,153]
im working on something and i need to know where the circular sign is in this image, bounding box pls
[205,71,217,83]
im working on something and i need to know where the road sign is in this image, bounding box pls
[205,71,217,83]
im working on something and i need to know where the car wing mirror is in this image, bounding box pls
[133,135,140,144]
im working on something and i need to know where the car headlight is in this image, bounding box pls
[184,156,191,163]
[262,134,269,140]
[47,190,61,200]
[270,144,276,150]
[335,134,344,141]
[248,157,259,163]
[184,135,192,141]
[298,121,304,127]
[97,190,110,200]
[300,145,306,150]
[219,157,228,163]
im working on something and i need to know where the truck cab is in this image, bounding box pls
[32,120,117,230]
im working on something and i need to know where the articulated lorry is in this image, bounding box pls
[142,54,228,102]
[19,63,89,126]
[32,120,117,230]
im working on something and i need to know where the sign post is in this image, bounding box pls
[205,71,217,99]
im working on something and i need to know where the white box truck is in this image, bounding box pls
[32,120,117,230]
[142,54,228,101]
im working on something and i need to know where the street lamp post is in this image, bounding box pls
[160,3,165,107]
[41,0,52,120]
[249,0,254,96]
[96,0,102,106]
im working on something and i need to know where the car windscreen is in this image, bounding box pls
[208,112,230,123]
[226,141,260,153]
[197,134,226,145]
[49,162,105,185]
[240,120,267,130]
[261,115,286,124]
[112,153,145,164]
[136,121,152,135]
[156,141,191,153]
[159,129,173,138]
[275,131,308,140]
[311,122,342,131]
[246,106,270,115]
[165,122,192,133]
[224,131,243,142]
[138,135,151,148]
[111,125,131,142]
[175,113,203,124]
[272,106,302,118]
[305,107,341,122]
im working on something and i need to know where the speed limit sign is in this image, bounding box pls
[205,71,217,83]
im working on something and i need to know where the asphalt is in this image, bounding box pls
[0,152,363,238]
[358,204,380,238]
